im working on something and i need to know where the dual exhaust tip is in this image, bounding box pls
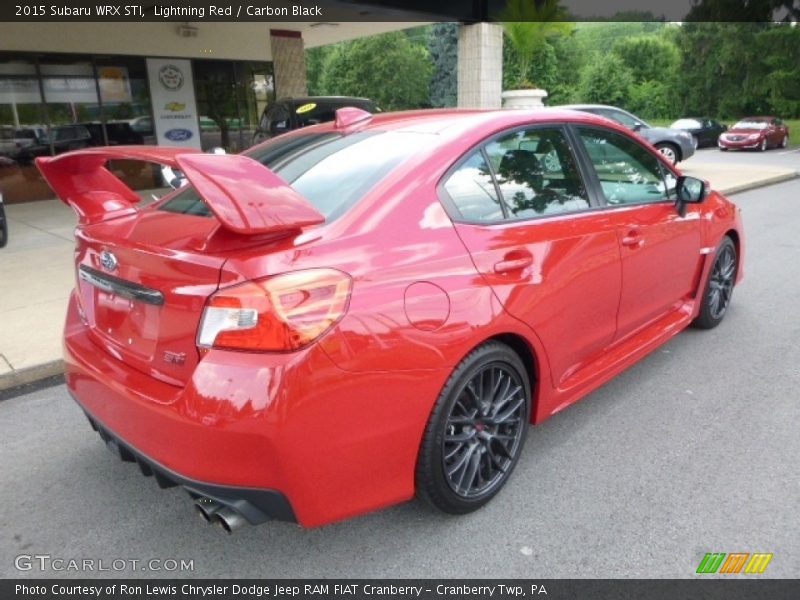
[194,499,247,533]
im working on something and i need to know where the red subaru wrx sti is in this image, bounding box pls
[37,108,744,531]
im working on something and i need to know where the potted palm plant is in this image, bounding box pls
[499,0,573,108]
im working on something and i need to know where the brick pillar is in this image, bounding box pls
[457,23,503,109]
[270,29,307,99]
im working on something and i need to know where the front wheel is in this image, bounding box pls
[416,341,531,514]
[693,236,737,329]
[781,135,788,149]
[759,137,768,152]
[655,143,679,165]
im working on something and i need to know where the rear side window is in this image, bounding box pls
[443,151,503,222]
[484,127,590,219]
[443,126,590,222]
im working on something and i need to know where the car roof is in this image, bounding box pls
[298,107,630,141]
[559,104,622,111]
[281,96,374,105]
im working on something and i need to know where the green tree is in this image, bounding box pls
[757,24,800,117]
[613,35,679,83]
[305,46,332,96]
[428,22,458,107]
[577,54,634,107]
[319,32,433,110]
[499,0,573,88]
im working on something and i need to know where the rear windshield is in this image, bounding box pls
[733,120,767,130]
[160,130,431,222]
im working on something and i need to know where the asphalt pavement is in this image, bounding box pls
[1,178,799,579]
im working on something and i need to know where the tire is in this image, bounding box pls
[692,236,737,330]
[691,136,699,150]
[416,341,531,515]
[719,147,728,152]
[655,143,679,165]
[781,135,788,149]
[759,137,767,152]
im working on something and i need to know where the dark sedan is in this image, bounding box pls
[671,118,728,149]
[252,96,379,144]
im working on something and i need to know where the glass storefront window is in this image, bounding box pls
[234,60,274,151]
[0,52,273,204]
[0,56,49,202]
[93,56,158,191]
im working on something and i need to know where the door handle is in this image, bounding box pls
[621,230,644,248]
[494,254,533,274]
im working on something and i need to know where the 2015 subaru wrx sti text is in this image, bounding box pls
[37,108,744,531]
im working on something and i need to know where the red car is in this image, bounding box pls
[37,108,744,531]
[718,116,789,151]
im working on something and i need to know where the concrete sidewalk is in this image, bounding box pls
[0,162,797,391]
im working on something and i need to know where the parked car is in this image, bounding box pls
[670,117,728,148]
[0,126,47,160]
[561,104,695,164]
[128,116,154,135]
[717,117,789,151]
[80,121,145,147]
[37,107,743,530]
[252,96,379,144]
[15,124,91,160]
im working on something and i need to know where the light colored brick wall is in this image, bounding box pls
[270,31,307,99]
[457,23,503,109]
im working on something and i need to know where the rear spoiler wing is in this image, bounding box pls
[35,146,324,235]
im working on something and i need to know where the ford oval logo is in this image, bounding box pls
[164,128,193,142]
[100,250,118,271]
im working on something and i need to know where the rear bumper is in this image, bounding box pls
[77,401,296,524]
[63,291,446,527]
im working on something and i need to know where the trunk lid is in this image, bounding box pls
[37,145,327,386]
[75,210,232,386]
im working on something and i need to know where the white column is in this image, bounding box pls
[457,23,503,109]
[270,29,308,99]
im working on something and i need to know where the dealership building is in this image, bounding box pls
[0,6,504,204]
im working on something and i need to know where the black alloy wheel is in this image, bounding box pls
[416,341,531,514]
[693,236,737,329]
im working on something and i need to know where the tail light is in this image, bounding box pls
[197,268,352,352]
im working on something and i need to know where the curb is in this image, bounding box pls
[718,171,799,196]
[0,360,64,393]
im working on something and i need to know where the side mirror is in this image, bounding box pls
[675,175,707,217]
[632,122,643,132]
[208,146,226,155]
